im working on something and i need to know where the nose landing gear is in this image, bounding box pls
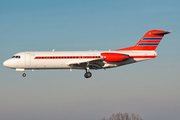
[84,67,92,78]
[22,73,26,77]
[22,71,26,77]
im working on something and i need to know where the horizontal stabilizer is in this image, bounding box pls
[151,31,171,35]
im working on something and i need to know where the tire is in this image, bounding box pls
[22,73,26,77]
[84,72,92,78]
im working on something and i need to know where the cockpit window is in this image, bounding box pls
[12,56,20,59]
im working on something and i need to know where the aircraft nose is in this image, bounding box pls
[3,60,12,68]
[3,59,17,68]
[3,60,9,67]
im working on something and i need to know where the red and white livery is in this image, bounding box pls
[3,30,171,78]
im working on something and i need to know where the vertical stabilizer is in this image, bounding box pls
[115,30,170,51]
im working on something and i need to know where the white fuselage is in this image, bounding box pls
[3,50,157,70]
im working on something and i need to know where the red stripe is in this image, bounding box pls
[34,56,101,59]
[138,40,161,43]
[34,55,156,60]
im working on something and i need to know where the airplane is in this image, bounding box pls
[3,30,171,78]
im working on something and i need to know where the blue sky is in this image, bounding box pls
[0,0,180,120]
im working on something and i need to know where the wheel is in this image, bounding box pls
[22,73,26,77]
[84,73,88,78]
[87,72,92,78]
[84,72,92,78]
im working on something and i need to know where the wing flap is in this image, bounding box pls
[67,58,105,69]
[67,58,105,65]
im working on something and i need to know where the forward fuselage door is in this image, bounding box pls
[25,53,31,66]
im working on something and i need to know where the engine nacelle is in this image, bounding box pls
[101,53,129,62]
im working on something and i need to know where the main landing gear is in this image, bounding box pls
[84,72,92,78]
[84,67,92,78]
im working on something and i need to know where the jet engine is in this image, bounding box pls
[101,53,129,62]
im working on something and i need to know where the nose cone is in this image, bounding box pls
[3,59,16,68]
[3,60,10,67]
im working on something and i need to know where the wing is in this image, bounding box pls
[67,58,105,69]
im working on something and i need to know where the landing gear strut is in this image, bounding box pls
[84,67,92,78]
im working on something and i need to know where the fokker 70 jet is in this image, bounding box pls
[3,30,171,78]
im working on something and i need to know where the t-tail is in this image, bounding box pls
[115,30,171,51]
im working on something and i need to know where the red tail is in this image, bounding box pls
[115,30,170,51]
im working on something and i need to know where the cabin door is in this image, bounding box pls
[25,53,31,66]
